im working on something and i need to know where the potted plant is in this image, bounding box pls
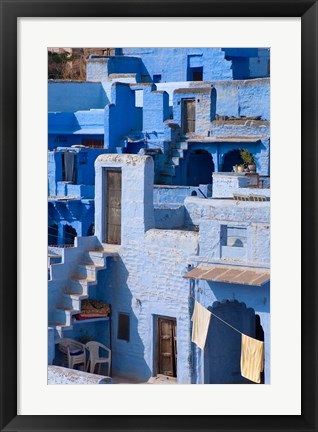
[240,149,256,172]
[237,164,245,173]
[233,164,239,173]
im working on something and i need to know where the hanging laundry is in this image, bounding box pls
[64,151,75,182]
[240,333,264,383]
[191,301,211,350]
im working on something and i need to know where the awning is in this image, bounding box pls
[183,264,270,286]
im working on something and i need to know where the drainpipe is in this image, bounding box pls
[188,265,195,383]
[109,304,112,376]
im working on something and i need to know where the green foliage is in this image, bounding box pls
[240,149,254,165]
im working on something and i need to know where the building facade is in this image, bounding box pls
[48,154,270,384]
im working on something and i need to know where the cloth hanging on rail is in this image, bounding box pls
[191,300,211,350]
[64,152,75,182]
[240,333,264,383]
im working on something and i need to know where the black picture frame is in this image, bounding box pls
[0,1,317,431]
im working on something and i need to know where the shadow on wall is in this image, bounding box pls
[97,255,152,381]
[204,299,263,384]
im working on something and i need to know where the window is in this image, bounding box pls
[192,68,203,81]
[118,313,130,342]
[62,152,77,183]
[153,74,162,83]
[221,225,247,260]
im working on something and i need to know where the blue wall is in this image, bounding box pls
[121,48,233,82]
[48,110,105,150]
[121,48,269,82]
[104,83,142,151]
[143,86,169,132]
[48,81,108,112]
[86,56,142,82]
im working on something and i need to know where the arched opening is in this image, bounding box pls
[186,150,214,186]
[204,299,264,384]
[48,224,58,246]
[221,149,244,172]
[64,225,77,246]
[87,224,95,236]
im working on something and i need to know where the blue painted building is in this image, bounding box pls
[48,154,270,384]
[48,81,108,150]
[48,146,107,245]
[48,49,270,382]
[88,48,270,83]
[48,49,270,247]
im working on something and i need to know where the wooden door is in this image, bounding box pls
[182,98,195,134]
[157,318,177,377]
[105,170,122,244]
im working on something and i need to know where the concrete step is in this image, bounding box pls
[167,156,181,166]
[162,164,176,176]
[48,322,72,340]
[55,306,79,326]
[171,149,184,158]
[69,277,95,294]
[61,292,88,310]
[172,142,188,150]
[160,171,175,179]
[85,250,113,266]
[76,263,104,280]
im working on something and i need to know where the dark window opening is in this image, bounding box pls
[153,74,162,83]
[64,225,77,246]
[188,67,203,81]
[62,152,77,183]
[141,75,150,83]
[118,313,130,342]
[87,224,95,236]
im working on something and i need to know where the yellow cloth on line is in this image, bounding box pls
[240,333,264,384]
[191,301,211,350]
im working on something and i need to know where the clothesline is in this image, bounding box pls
[209,311,243,336]
[191,300,264,383]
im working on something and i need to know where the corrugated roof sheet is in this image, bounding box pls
[183,264,270,286]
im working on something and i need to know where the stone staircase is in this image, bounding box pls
[49,248,117,341]
[160,141,188,184]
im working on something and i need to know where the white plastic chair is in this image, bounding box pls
[86,341,111,376]
[58,338,86,370]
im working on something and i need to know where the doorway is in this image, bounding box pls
[156,317,177,377]
[182,98,196,135]
[105,169,122,244]
[186,150,214,186]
